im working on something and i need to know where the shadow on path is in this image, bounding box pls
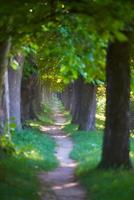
[38,103,86,200]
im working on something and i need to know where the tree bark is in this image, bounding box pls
[0,38,11,130]
[70,77,96,130]
[4,69,10,135]
[99,38,132,169]
[71,78,82,124]
[62,84,73,111]
[78,82,97,131]
[0,38,11,92]
[21,78,31,122]
[21,74,42,122]
[8,54,24,130]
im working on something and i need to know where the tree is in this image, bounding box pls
[60,75,97,131]
[78,79,97,131]
[61,0,134,168]
[0,1,61,129]
[8,54,24,129]
[0,38,11,130]
[99,34,132,168]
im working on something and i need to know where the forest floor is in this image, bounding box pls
[38,102,86,200]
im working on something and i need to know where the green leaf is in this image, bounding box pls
[11,59,19,70]
[114,31,128,42]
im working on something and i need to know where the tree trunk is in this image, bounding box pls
[8,54,24,130]
[71,77,96,130]
[29,76,42,118]
[0,38,11,131]
[0,38,11,93]
[79,82,97,131]
[62,84,73,111]
[21,78,31,122]
[41,85,52,104]
[21,74,42,122]
[99,38,132,169]
[71,78,82,124]
[4,70,10,135]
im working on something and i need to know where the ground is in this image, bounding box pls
[38,103,86,200]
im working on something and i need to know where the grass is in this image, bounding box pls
[63,122,134,200]
[0,128,58,200]
[25,103,55,129]
[37,103,55,125]
[61,87,134,200]
[0,101,58,200]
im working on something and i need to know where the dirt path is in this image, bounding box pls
[38,104,86,200]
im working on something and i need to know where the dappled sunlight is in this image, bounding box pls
[53,135,68,138]
[96,95,105,130]
[60,162,77,168]
[0,127,58,200]
[54,113,64,117]
[52,182,79,190]
[39,103,86,199]
[96,116,105,130]
[62,123,79,134]
[23,149,44,161]
[130,134,134,138]
[55,121,67,126]
[40,126,58,132]
[28,122,40,128]
[130,152,134,158]
[0,0,133,198]
[96,114,105,121]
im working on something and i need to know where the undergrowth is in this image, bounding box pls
[63,123,134,200]
[0,127,58,199]
[62,88,134,200]
[25,103,55,129]
[37,103,55,125]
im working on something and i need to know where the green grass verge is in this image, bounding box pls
[25,103,55,129]
[0,128,58,200]
[63,123,134,200]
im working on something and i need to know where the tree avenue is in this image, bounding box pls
[60,0,134,168]
[0,0,134,177]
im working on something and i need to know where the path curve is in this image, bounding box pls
[38,105,86,200]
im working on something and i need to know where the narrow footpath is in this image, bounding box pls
[38,103,86,200]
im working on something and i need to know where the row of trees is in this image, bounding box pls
[60,35,133,168]
[60,78,96,131]
[0,50,53,131]
[59,1,134,168]
[0,0,134,170]
[0,1,59,133]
